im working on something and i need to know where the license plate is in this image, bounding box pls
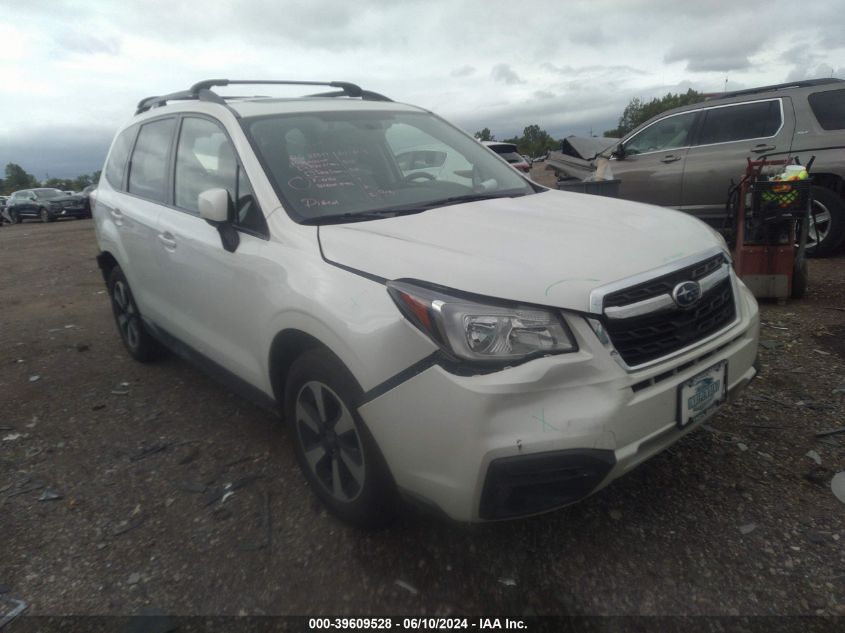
[677,361,727,429]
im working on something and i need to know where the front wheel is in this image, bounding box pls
[10,210,21,224]
[798,187,845,257]
[40,208,54,223]
[284,348,397,527]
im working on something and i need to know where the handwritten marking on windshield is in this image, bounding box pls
[531,408,560,433]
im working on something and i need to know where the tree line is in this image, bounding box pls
[1,163,101,196]
[2,90,702,195]
[475,89,704,156]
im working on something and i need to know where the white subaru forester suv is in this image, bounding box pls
[92,79,760,526]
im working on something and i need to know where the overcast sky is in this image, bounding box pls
[1,0,843,179]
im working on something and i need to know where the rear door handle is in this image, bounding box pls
[157,232,177,250]
[660,154,682,163]
[751,144,776,154]
[110,208,124,225]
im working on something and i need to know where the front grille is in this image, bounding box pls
[603,277,736,367]
[603,254,723,308]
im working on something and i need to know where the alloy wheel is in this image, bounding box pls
[112,280,140,351]
[797,199,832,250]
[295,380,366,502]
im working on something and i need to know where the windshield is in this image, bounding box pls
[244,110,534,223]
[35,189,64,199]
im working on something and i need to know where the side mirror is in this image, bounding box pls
[611,144,626,160]
[197,188,239,253]
[198,188,230,223]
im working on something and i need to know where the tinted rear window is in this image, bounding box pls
[697,100,781,145]
[808,89,845,130]
[128,118,176,203]
[105,126,137,190]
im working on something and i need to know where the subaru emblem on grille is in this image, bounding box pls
[672,281,701,308]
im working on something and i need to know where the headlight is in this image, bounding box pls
[387,280,577,363]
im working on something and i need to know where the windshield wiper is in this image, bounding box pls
[300,206,430,225]
[301,191,530,225]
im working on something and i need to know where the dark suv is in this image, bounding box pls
[6,188,90,223]
[601,78,845,256]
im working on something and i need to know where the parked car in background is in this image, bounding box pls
[6,188,90,223]
[92,78,758,526]
[598,78,845,256]
[0,196,8,226]
[482,141,531,173]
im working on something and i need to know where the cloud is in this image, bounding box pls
[450,65,475,77]
[490,63,525,85]
[0,126,114,180]
[52,33,120,56]
[663,24,766,72]
[534,90,555,99]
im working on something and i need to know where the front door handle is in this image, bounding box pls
[660,154,682,163]
[751,144,776,154]
[110,208,124,226]
[157,232,177,250]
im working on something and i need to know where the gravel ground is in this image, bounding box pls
[1,189,844,619]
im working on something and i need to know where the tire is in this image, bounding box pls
[107,266,166,362]
[284,348,397,527]
[800,187,845,257]
[791,254,808,299]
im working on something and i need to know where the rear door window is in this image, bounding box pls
[128,118,176,203]
[697,100,781,145]
[808,89,845,130]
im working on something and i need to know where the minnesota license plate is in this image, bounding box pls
[677,361,727,429]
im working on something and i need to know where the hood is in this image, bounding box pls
[318,190,723,313]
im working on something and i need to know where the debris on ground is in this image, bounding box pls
[498,578,517,587]
[394,580,419,596]
[127,572,141,586]
[28,375,40,383]
[0,597,28,629]
[739,523,757,535]
[111,382,131,395]
[806,450,822,465]
[37,489,63,502]
[832,473,845,505]
[130,443,168,462]
[113,515,145,537]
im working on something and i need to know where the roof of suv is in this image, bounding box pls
[633,78,844,128]
[133,79,425,120]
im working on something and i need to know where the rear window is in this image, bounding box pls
[697,100,781,145]
[105,126,137,190]
[128,118,176,203]
[808,89,845,130]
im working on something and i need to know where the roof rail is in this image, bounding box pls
[135,79,392,115]
[706,78,843,100]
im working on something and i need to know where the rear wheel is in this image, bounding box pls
[799,187,845,257]
[284,348,397,527]
[108,266,165,362]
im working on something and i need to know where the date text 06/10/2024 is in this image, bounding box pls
[307,618,527,630]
